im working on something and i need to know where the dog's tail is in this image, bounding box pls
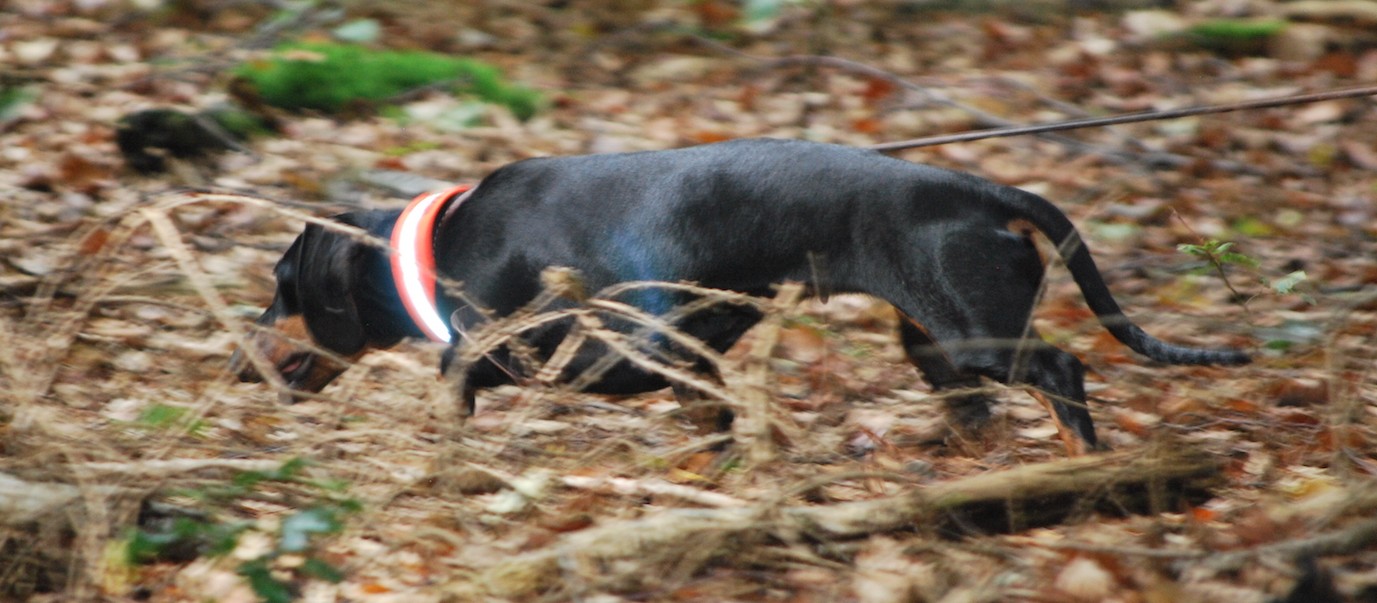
[1004,188,1251,366]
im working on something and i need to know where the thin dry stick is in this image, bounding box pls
[8,217,147,409]
[735,283,805,467]
[689,34,1262,173]
[871,84,1377,152]
[576,312,739,404]
[694,32,1377,172]
[561,291,752,397]
[141,208,289,394]
[532,322,589,386]
[479,446,1220,598]
[561,474,748,508]
[443,276,767,440]
[1202,517,1377,572]
[72,459,282,477]
[586,299,732,369]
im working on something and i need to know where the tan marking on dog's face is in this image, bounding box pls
[232,315,360,393]
[272,314,310,342]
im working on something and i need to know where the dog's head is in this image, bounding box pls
[232,212,409,393]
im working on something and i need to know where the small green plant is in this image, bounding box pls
[1178,239,1313,350]
[1188,19,1287,42]
[0,85,36,125]
[1178,239,1258,270]
[1268,269,1308,296]
[124,458,360,603]
[381,140,443,157]
[116,403,209,437]
[136,403,193,429]
[1178,239,1309,298]
[235,41,541,120]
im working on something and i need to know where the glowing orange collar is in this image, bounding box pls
[389,184,473,343]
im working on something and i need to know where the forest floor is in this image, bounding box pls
[2,0,1377,601]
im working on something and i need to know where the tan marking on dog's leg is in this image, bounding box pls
[672,381,730,434]
[1028,390,1089,456]
[1005,218,1037,237]
[896,312,961,370]
[1006,218,1049,266]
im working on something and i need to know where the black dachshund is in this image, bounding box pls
[233,138,1249,453]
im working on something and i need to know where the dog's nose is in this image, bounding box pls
[229,347,263,382]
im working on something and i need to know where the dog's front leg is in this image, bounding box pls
[897,316,995,440]
[440,345,482,421]
[459,385,478,418]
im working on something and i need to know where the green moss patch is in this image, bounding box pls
[235,42,541,120]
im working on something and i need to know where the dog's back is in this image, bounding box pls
[441,139,1002,299]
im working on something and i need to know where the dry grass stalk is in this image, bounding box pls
[141,208,289,395]
[442,269,785,435]
[735,282,805,467]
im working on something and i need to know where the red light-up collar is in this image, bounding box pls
[389,184,473,343]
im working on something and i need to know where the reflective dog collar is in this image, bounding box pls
[390,184,473,343]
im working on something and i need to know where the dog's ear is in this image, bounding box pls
[295,222,367,355]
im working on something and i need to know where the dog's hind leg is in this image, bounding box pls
[888,225,1100,454]
[906,320,1099,454]
[1004,341,1097,454]
[932,323,1099,454]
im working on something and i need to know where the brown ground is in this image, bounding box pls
[2,1,1376,601]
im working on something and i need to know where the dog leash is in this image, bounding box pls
[390,184,474,343]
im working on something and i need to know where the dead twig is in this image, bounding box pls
[141,208,289,395]
[871,84,1377,152]
[478,445,1222,597]
[71,459,282,477]
[688,33,1376,175]
[735,283,806,467]
[561,475,748,508]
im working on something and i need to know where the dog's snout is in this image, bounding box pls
[230,315,354,393]
[228,315,301,386]
[229,346,263,382]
